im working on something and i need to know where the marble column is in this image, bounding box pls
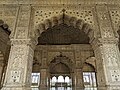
[75,69,84,90]
[39,69,48,90]
[92,38,120,90]
[1,39,36,90]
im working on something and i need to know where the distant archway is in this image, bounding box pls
[49,53,73,89]
[49,53,73,75]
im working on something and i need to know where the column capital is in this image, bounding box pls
[10,38,38,49]
[91,38,119,50]
[2,39,35,90]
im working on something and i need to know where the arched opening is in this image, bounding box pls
[58,75,64,82]
[51,76,57,83]
[49,54,72,90]
[33,14,95,90]
[83,63,97,88]
[65,76,70,83]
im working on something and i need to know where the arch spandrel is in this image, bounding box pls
[0,5,19,39]
[32,5,95,27]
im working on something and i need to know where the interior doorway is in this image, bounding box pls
[49,54,73,90]
[83,63,97,88]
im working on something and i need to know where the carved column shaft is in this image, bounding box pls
[92,38,120,90]
[94,4,120,90]
[96,5,114,38]
[1,39,36,90]
[92,43,106,89]
[75,69,84,90]
[1,4,35,90]
[40,69,48,90]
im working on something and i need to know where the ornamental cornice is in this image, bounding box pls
[10,38,37,49]
[91,38,119,50]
